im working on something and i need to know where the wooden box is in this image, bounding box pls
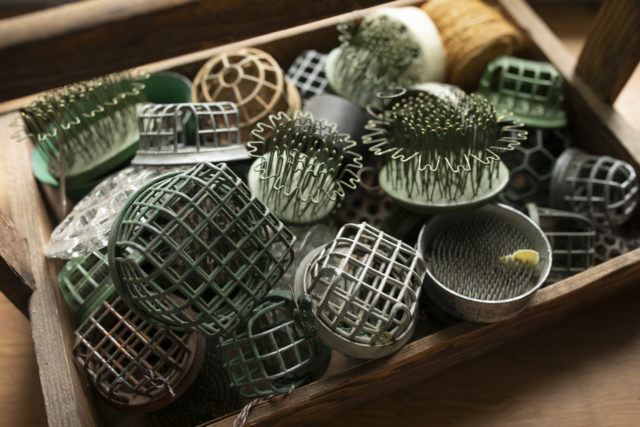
[0,0,638,425]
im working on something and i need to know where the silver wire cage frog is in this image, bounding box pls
[294,222,425,359]
[133,102,248,165]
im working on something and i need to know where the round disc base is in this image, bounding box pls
[379,161,510,214]
[247,157,337,225]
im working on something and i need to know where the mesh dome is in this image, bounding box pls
[109,162,295,337]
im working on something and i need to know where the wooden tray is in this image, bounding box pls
[0,0,638,426]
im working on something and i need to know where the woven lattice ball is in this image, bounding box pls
[218,290,331,398]
[73,295,205,412]
[294,222,425,359]
[57,249,115,322]
[108,162,295,337]
[192,47,300,139]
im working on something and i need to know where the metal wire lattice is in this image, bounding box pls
[133,102,247,165]
[301,223,424,358]
[57,250,115,322]
[286,50,329,101]
[219,291,329,398]
[477,56,566,128]
[551,148,639,228]
[73,295,203,410]
[527,204,595,284]
[109,162,295,337]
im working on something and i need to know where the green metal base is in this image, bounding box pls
[32,129,139,199]
[379,161,510,214]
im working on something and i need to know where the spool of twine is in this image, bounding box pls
[421,0,524,89]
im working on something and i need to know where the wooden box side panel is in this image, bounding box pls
[0,113,98,426]
[1,1,637,426]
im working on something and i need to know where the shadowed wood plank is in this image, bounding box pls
[207,249,640,426]
[0,210,35,317]
[0,0,394,101]
[316,285,640,427]
[0,112,97,426]
[0,107,47,427]
[575,0,640,104]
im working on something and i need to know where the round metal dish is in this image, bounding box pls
[417,203,552,322]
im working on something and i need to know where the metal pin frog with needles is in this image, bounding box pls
[246,111,363,225]
[363,83,527,214]
[417,203,552,323]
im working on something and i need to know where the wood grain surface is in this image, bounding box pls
[0,111,98,427]
[0,3,639,427]
[312,285,640,427]
[0,0,392,101]
[575,0,640,104]
[0,209,35,317]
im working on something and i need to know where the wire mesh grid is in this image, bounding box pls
[303,223,424,356]
[134,102,246,165]
[219,291,327,398]
[109,162,295,337]
[477,56,566,128]
[527,204,595,284]
[73,295,203,410]
[286,50,329,101]
[500,127,571,205]
[247,111,362,224]
[57,250,115,322]
[551,148,639,228]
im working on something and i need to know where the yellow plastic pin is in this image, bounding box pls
[500,249,540,267]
